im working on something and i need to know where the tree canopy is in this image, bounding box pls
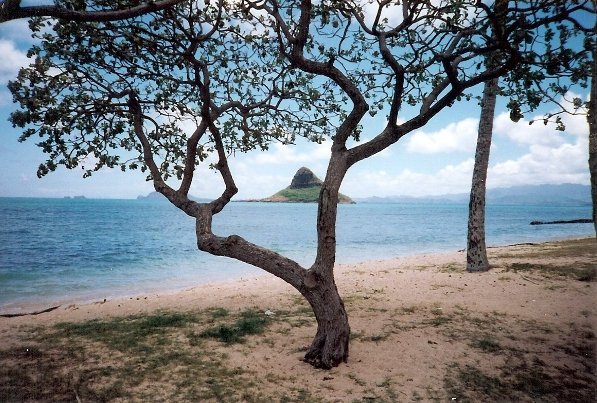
[10,1,593,185]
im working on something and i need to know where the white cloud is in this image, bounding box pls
[406,117,478,154]
[488,138,589,188]
[0,39,31,85]
[344,123,589,198]
[494,112,567,146]
[494,102,588,146]
[247,141,331,165]
[556,109,589,138]
[343,158,475,197]
[360,1,405,27]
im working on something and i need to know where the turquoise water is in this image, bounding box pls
[0,197,593,313]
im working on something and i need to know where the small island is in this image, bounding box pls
[260,167,355,204]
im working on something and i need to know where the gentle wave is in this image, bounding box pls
[0,197,593,313]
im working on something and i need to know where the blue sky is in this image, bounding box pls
[0,6,591,200]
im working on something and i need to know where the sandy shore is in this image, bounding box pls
[1,237,595,401]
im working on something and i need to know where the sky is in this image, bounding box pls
[0,4,591,200]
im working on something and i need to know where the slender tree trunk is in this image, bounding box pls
[467,78,498,272]
[588,39,597,237]
[589,63,596,238]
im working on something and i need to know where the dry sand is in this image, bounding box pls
[1,237,595,401]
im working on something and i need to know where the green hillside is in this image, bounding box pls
[272,187,354,203]
[261,167,355,204]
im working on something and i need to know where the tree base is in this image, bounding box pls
[300,273,351,369]
[303,323,350,369]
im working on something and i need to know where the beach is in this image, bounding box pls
[1,237,595,401]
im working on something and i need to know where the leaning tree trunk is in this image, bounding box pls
[467,77,498,272]
[194,174,351,369]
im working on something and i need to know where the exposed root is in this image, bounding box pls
[303,327,349,369]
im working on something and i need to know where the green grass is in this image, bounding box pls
[470,336,502,352]
[507,262,596,281]
[444,363,507,400]
[494,238,596,260]
[274,187,353,203]
[199,309,271,344]
[52,310,200,351]
[439,262,463,273]
[0,307,283,402]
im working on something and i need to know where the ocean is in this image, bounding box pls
[0,197,594,314]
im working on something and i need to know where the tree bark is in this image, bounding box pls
[589,45,597,238]
[301,270,350,369]
[467,78,498,272]
[301,153,351,368]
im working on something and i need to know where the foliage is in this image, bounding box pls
[275,187,323,202]
[8,0,347,180]
[507,262,596,282]
[499,2,594,125]
[9,1,593,181]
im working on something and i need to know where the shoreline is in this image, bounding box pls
[1,237,594,401]
[0,236,592,323]
[0,235,593,318]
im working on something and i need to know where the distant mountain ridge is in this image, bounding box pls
[137,191,211,203]
[353,184,591,206]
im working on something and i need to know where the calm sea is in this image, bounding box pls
[0,197,593,313]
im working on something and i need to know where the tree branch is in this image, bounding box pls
[128,92,198,217]
[195,206,307,291]
[1,0,184,23]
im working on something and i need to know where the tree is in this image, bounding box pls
[590,50,597,236]
[467,2,505,273]
[467,78,498,272]
[467,1,596,271]
[8,0,593,369]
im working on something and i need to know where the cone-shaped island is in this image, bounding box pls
[260,167,355,204]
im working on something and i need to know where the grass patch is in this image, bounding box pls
[507,262,596,281]
[470,336,502,353]
[199,309,271,344]
[368,333,389,342]
[493,238,596,260]
[348,373,368,387]
[0,307,286,402]
[444,363,507,400]
[399,305,418,314]
[52,311,199,351]
[425,307,453,327]
[439,262,463,273]
[205,307,230,320]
